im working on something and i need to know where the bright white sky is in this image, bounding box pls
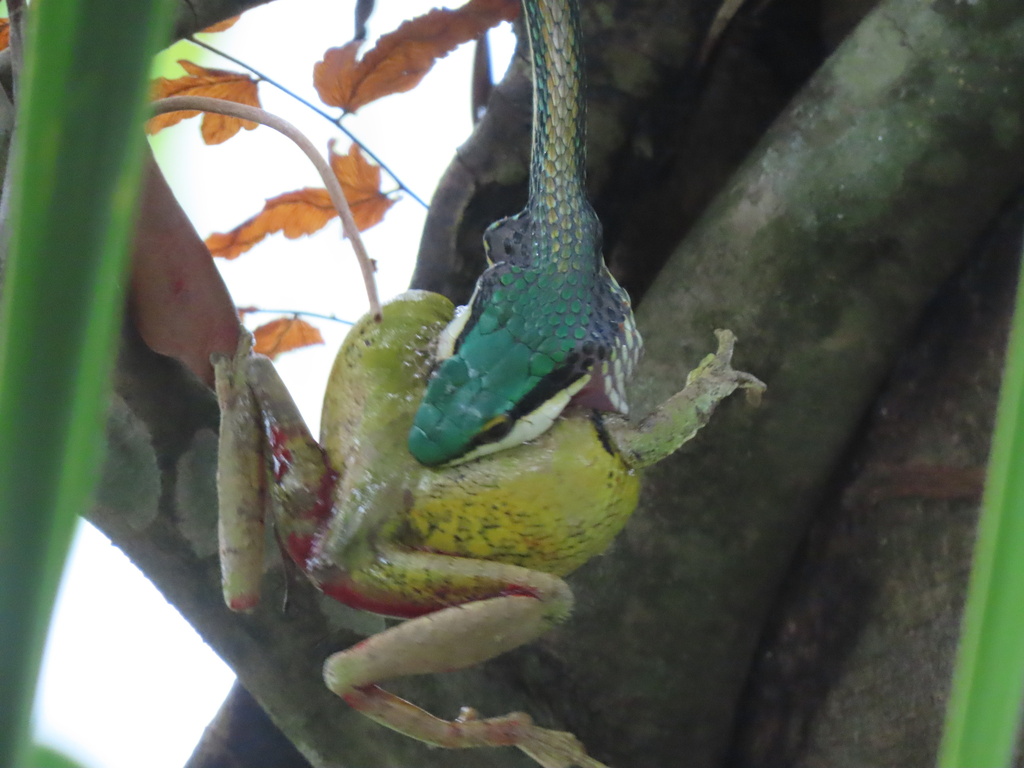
[32,3,514,766]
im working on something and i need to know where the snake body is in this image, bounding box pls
[408,0,642,466]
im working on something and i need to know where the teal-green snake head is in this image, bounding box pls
[408,0,642,467]
[408,210,642,467]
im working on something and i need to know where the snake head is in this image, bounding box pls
[407,261,642,467]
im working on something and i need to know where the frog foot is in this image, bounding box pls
[340,685,608,768]
[687,329,767,406]
[514,718,611,768]
[212,328,255,376]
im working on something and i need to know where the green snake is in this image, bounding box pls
[408,0,642,466]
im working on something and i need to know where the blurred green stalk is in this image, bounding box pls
[939,244,1024,766]
[0,0,174,765]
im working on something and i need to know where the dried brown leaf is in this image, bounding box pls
[328,141,397,232]
[313,0,518,112]
[206,189,337,259]
[253,317,325,358]
[148,60,260,144]
[313,41,361,111]
[0,19,9,52]
[206,143,394,260]
[202,15,240,33]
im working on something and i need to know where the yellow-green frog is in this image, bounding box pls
[214,290,764,768]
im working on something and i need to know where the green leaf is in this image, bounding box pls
[939,245,1024,765]
[28,744,90,768]
[0,0,175,764]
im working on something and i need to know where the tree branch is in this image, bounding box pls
[730,196,1023,768]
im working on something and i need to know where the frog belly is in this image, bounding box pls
[405,414,640,576]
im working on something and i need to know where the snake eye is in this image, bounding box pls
[477,414,514,443]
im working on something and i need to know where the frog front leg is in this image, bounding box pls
[321,548,608,768]
[607,329,766,469]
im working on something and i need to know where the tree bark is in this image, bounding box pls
[728,196,1023,768]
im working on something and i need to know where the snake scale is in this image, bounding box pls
[408,0,643,466]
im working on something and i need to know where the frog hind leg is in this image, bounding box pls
[322,548,609,768]
[214,332,269,612]
[214,331,341,610]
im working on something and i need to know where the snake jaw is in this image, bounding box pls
[435,372,592,467]
[409,255,641,467]
[435,302,471,362]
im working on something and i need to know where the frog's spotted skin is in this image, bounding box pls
[408,0,641,467]
[408,412,640,576]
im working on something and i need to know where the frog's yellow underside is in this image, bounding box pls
[410,416,639,574]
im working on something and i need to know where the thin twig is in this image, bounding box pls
[188,36,430,209]
[240,307,356,326]
[151,95,382,319]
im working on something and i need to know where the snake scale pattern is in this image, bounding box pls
[409,0,642,466]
